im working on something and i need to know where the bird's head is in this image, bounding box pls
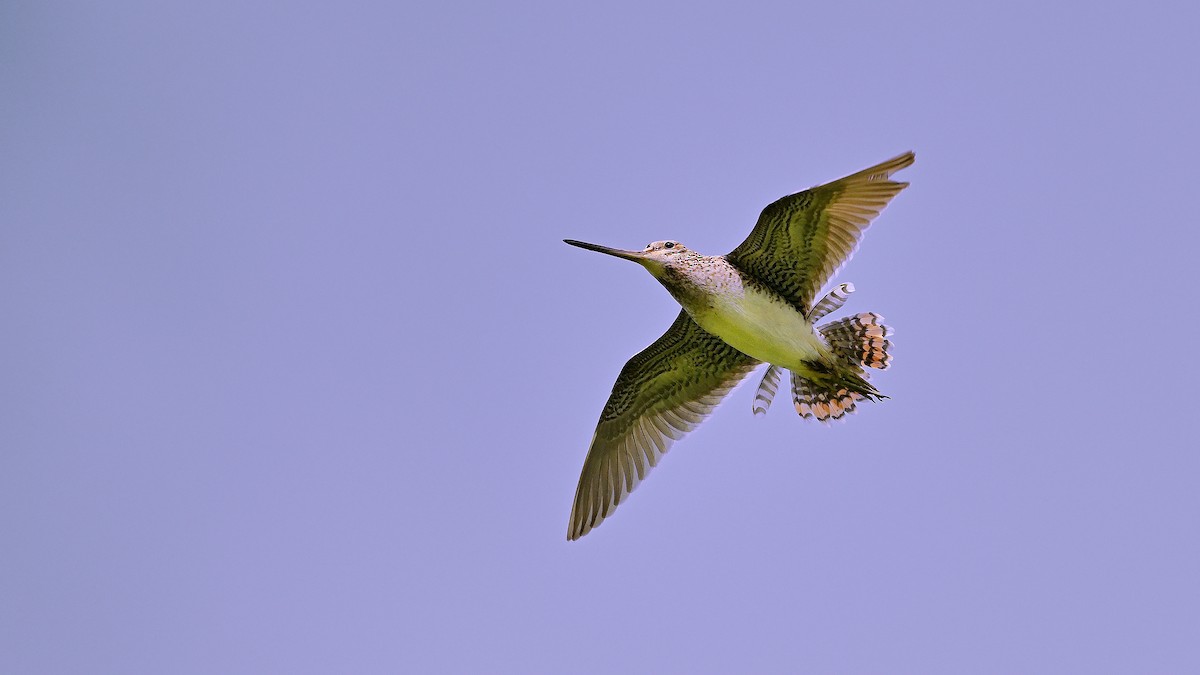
[563,239,692,278]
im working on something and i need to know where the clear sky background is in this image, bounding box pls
[3,1,1198,673]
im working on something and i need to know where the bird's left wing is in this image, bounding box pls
[568,310,759,540]
[726,152,914,313]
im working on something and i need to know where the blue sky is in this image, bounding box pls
[3,1,1198,673]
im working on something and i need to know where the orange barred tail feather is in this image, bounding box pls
[787,312,894,423]
[819,312,894,370]
[790,371,863,422]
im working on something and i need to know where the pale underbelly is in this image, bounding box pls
[689,291,829,369]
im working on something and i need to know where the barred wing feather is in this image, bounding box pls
[568,310,759,540]
[726,152,914,313]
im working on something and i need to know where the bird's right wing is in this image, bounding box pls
[726,152,914,313]
[568,310,759,540]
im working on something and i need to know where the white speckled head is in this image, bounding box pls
[640,240,690,259]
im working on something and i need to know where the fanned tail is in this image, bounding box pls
[819,312,893,370]
[751,312,894,423]
[790,370,869,423]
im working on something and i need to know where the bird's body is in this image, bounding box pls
[564,152,914,539]
[660,254,832,372]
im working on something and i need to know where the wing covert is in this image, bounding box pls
[568,310,759,540]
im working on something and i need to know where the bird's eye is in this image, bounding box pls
[664,242,675,249]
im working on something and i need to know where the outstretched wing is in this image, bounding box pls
[568,310,759,540]
[726,152,914,313]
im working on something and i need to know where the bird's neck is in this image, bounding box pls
[651,255,737,310]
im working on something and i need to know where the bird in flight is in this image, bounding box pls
[564,152,914,540]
